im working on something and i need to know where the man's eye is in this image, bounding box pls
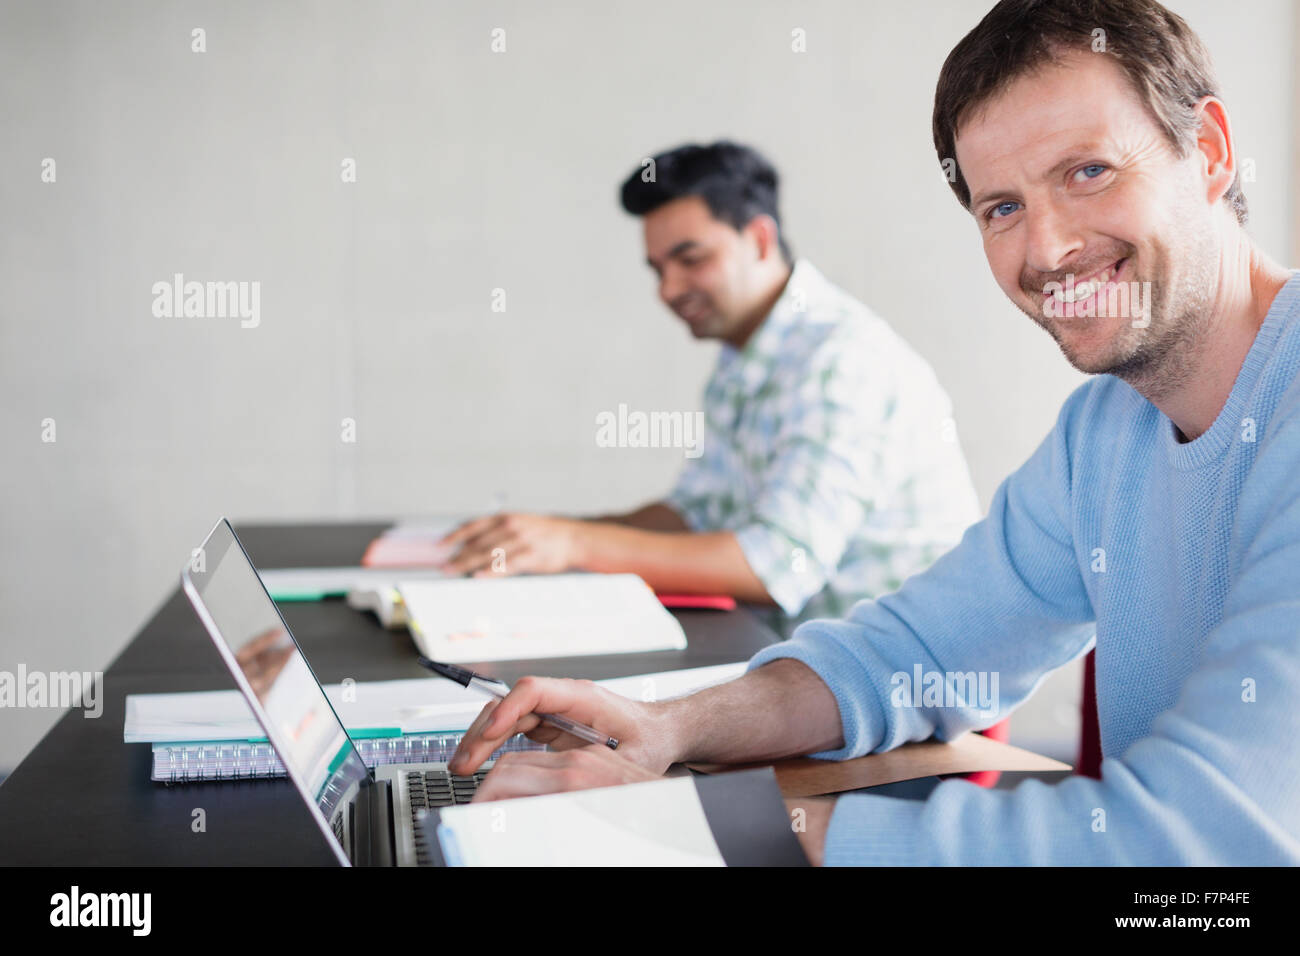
[1075,164,1107,181]
[987,201,1020,220]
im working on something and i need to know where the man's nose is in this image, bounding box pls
[659,267,688,306]
[1024,198,1085,279]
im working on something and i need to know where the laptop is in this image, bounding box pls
[180,517,491,866]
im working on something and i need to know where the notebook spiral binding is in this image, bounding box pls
[152,732,545,784]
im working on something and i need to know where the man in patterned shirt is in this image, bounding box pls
[440,141,980,632]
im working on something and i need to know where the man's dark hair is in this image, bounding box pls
[933,0,1248,225]
[620,141,794,263]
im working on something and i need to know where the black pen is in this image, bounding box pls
[416,656,619,750]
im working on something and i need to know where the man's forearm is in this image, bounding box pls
[656,659,845,765]
[575,523,776,604]
[589,502,689,532]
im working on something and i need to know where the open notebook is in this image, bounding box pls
[398,573,688,663]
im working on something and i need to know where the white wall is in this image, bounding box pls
[1,0,1294,771]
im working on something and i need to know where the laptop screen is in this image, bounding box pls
[181,519,369,864]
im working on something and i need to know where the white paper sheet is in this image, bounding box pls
[436,776,725,866]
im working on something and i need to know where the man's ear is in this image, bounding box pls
[1193,95,1236,209]
[745,214,782,262]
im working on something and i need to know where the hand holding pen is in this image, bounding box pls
[411,657,678,781]
[416,657,619,750]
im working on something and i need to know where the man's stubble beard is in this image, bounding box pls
[1103,232,1217,403]
[1017,224,1219,403]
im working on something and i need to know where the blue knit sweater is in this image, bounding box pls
[748,272,1300,864]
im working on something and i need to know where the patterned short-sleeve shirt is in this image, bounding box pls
[664,259,982,634]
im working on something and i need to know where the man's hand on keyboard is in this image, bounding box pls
[469,745,661,802]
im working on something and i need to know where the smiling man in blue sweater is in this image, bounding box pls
[448,0,1300,866]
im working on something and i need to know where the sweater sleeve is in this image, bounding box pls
[746,387,1097,760]
[773,386,1300,865]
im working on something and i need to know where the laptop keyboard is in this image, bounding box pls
[407,768,489,810]
[408,768,488,866]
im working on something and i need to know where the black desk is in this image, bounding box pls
[0,522,781,865]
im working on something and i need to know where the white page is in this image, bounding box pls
[436,776,725,866]
[400,573,688,663]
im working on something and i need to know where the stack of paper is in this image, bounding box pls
[124,677,493,743]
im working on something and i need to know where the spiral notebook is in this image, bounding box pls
[134,663,747,784]
[150,732,543,783]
